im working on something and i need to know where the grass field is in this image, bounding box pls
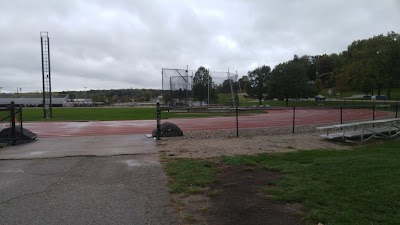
[21,107,247,122]
[165,140,400,225]
[21,107,156,121]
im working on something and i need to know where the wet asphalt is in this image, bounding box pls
[0,135,177,225]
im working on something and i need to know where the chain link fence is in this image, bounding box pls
[162,68,238,107]
[156,103,399,139]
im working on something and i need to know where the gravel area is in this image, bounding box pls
[158,126,352,159]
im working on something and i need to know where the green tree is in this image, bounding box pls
[247,65,271,105]
[298,55,317,81]
[92,95,106,103]
[162,91,173,105]
[339,32,400,98]
[220,79,239,94]
[238,76,250,94]
[267,61,309,106]
[369,32,400,98]
[193,66,213,105]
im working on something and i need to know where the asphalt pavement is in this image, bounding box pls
[0,135,177,225]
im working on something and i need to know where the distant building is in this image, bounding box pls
[67,99,103,107]
[0,94,69,107]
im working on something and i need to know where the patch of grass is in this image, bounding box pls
[21,107,264,122]
[183,215,197,224]
[165,160,219,194]
[223,140,400,225]
[22,107,156,121]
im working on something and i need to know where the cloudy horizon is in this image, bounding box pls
[1,0,399,93]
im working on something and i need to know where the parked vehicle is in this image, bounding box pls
[315,95,326,101]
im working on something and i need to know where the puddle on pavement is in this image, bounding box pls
[124,159,142,167]
[29,151,44,155]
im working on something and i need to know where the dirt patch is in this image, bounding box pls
[159,132,351,159]
[207,165,304,225]
[171,165,305,225]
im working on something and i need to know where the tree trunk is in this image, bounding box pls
[387,81,392,99]
[286,97,289,106]
[259,98,262,105]
[377,82,382,96]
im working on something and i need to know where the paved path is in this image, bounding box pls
[0,135,156,159]
[0,135,177,225]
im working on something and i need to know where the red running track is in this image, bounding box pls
[21,109,391,138]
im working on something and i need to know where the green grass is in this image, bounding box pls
[22,107,157,121]
[222,140,400,225]
[164,160,219,193]
[164,140,400,224]
[20,107,265,122]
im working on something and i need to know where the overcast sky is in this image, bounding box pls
[1,0,399,92]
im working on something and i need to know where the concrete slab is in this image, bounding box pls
[0,154,177,225]
[0,134,156,160]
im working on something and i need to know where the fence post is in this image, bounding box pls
[156,102,161,140]
[236,106,239,137]
[340,106,343,124]
[10,102,16,145]
[372,104,375,121]
[292,106,295,134]
[372,104,375,128]
[19,106,23,134]
[396,104,398,118]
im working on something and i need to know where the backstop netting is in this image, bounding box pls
[162,68,238,107]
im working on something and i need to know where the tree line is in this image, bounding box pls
[189,31,400,106]
[60,89,162,104]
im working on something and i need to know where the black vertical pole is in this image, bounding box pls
[236,106,239,137]
[396,104,398,118]
[40,36,46,118]
[340,106,343,124]
[372,104,375,128]
[19,106,23,134]
[373,104,375,121]
[156,102,161,140]
[292,106,295,134]
[10,102,16,145]
[340,106,343,131]
[47,36,53,118]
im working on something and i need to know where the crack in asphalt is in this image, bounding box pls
[0,152,157,161]
[0,158,84,207]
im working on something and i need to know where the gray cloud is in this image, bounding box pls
[0,0,399,92]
